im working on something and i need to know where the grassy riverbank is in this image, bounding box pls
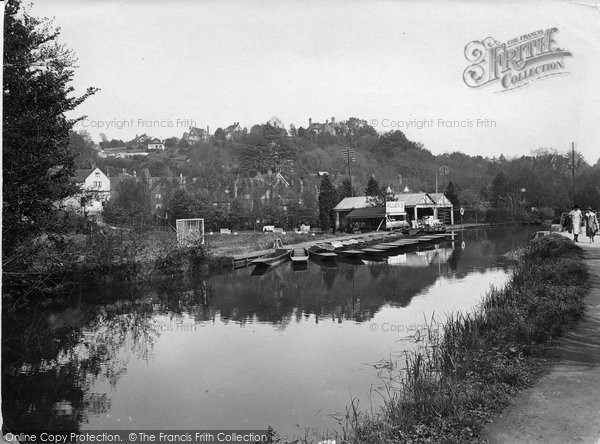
[333,234,589,444]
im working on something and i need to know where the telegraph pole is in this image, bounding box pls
[340,146,356,197]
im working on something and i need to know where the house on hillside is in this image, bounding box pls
[131,133,152,145]
[147,138,165,150]
[149,176,172,217]
[306,117,340,136]
[62,167,111,216]
[185,126,210,144]
[224,122,243,141]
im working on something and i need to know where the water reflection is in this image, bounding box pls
[2,227,535,435]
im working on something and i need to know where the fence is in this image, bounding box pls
[176,218,205,246]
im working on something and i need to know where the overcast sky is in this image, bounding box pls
[29,0,600,163]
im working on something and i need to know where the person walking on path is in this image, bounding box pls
[569,205,583,242]
[584,207,599,243]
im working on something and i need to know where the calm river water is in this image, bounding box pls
[2,227,536,438]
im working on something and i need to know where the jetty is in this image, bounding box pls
[230,231,449,269]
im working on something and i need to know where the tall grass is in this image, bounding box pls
[341,234,589,443]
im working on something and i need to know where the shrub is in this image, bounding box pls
[154,240,207,274]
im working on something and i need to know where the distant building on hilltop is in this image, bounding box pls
[224,122,243,141]
[306,117,340,136]
[147,138,165,150]
[131,133,152,145]
[185,126,210,144]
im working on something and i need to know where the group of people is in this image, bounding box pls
[568,205,599,243]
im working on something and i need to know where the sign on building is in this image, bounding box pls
[386,201,406,215]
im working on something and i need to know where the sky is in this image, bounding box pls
[27,0,600,163]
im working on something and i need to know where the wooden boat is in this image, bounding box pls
[290,247,309,263]
[335,249,364,257]
[361,247,387,255]
[371,244,395,250]
[250,248,289,267]
[308,245,337,260]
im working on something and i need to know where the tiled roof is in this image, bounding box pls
[335,193,445,211]
[393,193,436,206]
[74,169,92,183]
[334,196,369,211]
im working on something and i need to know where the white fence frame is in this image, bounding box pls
[176,218,205,246]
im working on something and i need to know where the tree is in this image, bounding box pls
[318,174,337,231]
[3,0,98,254]
[491,171,508,208]
[365,176,380,197]
[337,178,353,200]
[445,181,460,207]
[214,128,226,143]
[68,130,98,169]
[103,177,152,230]
[164,137,179,148]
[289,123,298,137]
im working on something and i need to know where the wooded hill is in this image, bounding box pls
[74,117,600,224]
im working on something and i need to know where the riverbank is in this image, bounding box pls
[335,234,589,443]
[0,222,495,302]
[484,233,600,444]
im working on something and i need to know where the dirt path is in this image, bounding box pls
[484,232,600,444]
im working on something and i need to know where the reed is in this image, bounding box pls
[339,234,589,443]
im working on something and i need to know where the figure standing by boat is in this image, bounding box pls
[569,205,583,242]
[584,207,599,243]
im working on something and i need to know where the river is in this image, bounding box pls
[2,227,536,438]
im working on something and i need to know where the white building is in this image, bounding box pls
[62,167,111,216]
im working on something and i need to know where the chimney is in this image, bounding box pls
[309,117,312,126]
[326,119,329,124]
[206,125,210,135]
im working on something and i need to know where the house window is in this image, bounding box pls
[95,172,100,177]
[93,181,102,188]
[155,193,161,199]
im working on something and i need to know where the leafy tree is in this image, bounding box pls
[491,171,508,208]
[103,177,152,230]
[318,174,337,231]
[289,123,298,137]
[168,188,196,223]
[365,176,380,197]
[69,130,98,169]
[164,137,179,148]
[337,178,353,200]
[214,128,226,143]
[3,0,98,253]
[445,181,460,207]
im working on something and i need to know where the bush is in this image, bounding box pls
[154,240,207,274]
